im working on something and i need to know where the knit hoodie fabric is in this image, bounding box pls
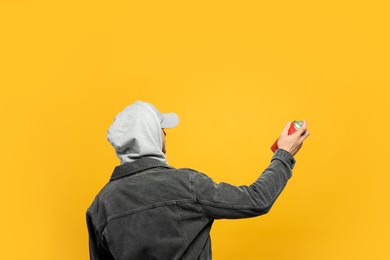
[106,101,167,165]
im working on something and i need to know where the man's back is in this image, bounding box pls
[87,158,214,260]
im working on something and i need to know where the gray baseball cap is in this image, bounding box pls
[139,101,179,128]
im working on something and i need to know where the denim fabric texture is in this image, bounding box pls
[86,148,296,259]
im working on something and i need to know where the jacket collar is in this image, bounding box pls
[110,157,175,181]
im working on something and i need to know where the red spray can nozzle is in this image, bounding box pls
[271,120,303,153]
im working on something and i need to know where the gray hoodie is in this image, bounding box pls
[106,101,167,165]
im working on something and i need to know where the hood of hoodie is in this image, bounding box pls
[107,101,167,165]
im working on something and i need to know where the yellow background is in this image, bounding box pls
[1,1,389,259]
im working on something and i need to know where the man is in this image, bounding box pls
[86,100,310,260]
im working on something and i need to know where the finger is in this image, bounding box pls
[281,121,291,136]
[291,143,302,156]
[293,120,308,136]
[298,130,310,143]
[292,143,303,154]
[300,119,308,133]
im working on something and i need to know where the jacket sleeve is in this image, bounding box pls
[193,149,296,219]
[86,211,115,260]
[86,212,99,260]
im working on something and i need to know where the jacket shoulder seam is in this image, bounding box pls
[189,172,209,218]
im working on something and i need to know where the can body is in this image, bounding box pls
[271,121,303,152]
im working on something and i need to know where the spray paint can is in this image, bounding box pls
[271,120,303,152]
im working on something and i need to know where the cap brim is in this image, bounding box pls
[161,113,179,128]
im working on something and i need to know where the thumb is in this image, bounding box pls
[295,120,308,136]
[281,121,291,136]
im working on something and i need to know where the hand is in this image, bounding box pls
[277,120,310,157]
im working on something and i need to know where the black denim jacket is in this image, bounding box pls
[86,149,296,260]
